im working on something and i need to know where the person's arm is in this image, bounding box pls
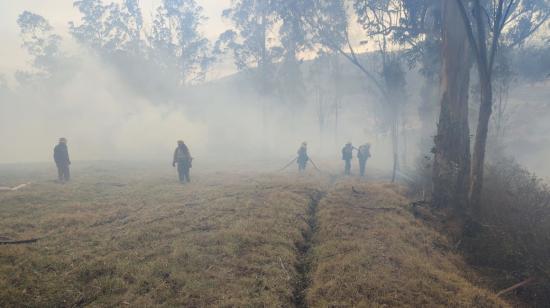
[172,149,177,166]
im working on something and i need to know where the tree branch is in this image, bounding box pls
[455,0,482,63]
[489,0,505,73]
[506,12,550,49]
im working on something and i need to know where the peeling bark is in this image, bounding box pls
[432,0,471,211]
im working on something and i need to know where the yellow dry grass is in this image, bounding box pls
[0,162,508,307]
[307,179,508,307]
[0,163,327,307]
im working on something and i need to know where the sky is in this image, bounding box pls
[0,0,231,79]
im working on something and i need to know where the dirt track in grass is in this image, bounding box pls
[0,162,507,307]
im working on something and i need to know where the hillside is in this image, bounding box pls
[0,162,508,307]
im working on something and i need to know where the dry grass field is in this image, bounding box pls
[0,162,507,307]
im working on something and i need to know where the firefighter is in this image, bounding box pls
[53,138,71,183]
[357,143,371,177]
[172,140,192,183]
[297,142,309,172]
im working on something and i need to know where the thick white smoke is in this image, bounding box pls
[0,54,208,163]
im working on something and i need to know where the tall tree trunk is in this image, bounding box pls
[432,0,471,211]
[469,74,492,212]
[391,115,399,183]
[418,77,438,153]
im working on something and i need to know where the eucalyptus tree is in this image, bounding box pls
[69,0,212,87]
[216,0,283,131]
[149,0,212,85]
[303,0,416,182]
[430,0,473,211]
[308,52,344,147]
[454,0,550,211]
[69,0,143,53]
[272,1,310,115]
[16,11,63,82]
[217,0,279,93]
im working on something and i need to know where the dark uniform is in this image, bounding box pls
[53,139,71,182]
[173,141,192,183]
[297,143,309,172]
[342,143,354,175]
[357,143,371,177]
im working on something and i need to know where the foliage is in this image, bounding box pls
[454,0,550,209]
[16,11,63,81]
[149,0,212,84]
[510,45,550,82]
[69,0,212,85]
[69,0,143,53]
[216,0,282,96]
[463,157,550,305]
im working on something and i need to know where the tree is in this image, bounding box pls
[69,0,109,50]
[308,52,344,148]
[455,0,550,211]
[103,0,143,53]
[431,0,472,212]
[401,1,443,154]
[304,0,410,182]
[216,0,282,131]
[490,49,515,151]
[149,0,212,85]
[69,0,212,86]
[16,11,63,81]
[70,0,143,53]
[273,1,309,117]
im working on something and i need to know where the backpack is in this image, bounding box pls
[342,147,352,160]
[358,145,371,159]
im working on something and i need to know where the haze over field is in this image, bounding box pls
[2,1,550,307]
[0,0,548,180]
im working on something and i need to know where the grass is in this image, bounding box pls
[0,162,508,307]
[307,179,508,307]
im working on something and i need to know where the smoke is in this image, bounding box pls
[0,46,403,174]
[0,53,208,163]
[499,80,550,180]
[6,42,549,181]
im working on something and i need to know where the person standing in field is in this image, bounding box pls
[53,137,71,183]
[297,142,309,172]
[357,143,371,177]
[342,142,356,175]
[173,140,192,183]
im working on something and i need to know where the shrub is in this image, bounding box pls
[463,157,550,304]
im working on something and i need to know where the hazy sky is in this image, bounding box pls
[0,0,230,77]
